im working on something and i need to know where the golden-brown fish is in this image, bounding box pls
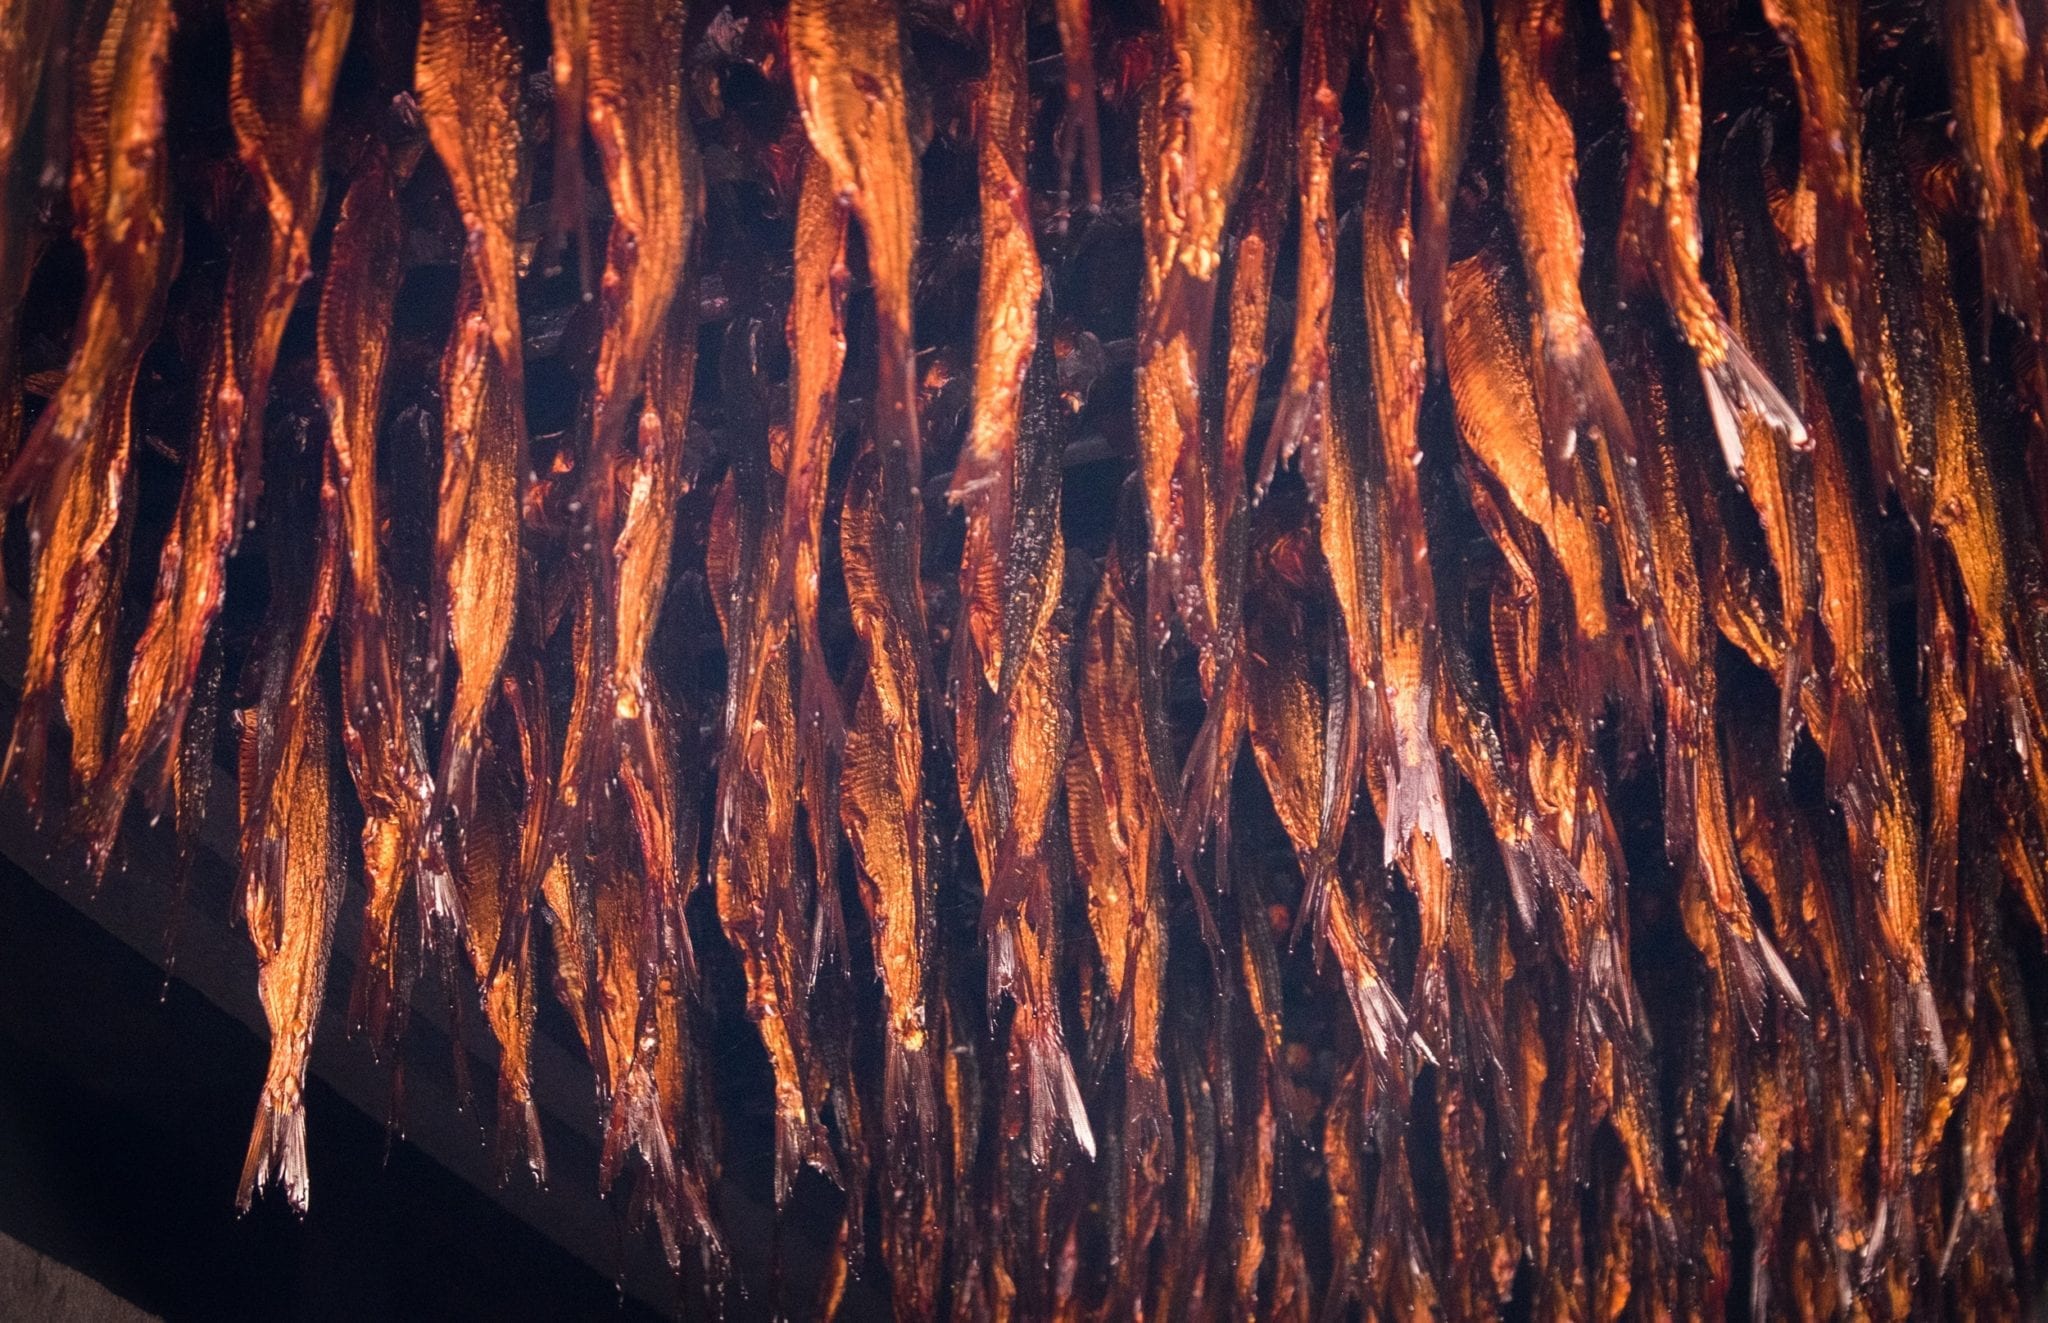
[1494,0,1636,485]
[0,0,64,527]
[318,139,445,1053]
[457,723,545,1182]
[1067,522,1169,1278]
[951,344,1092,1164]
[2,0,175,517]
[1259,0,1356,498]
[707,458,836,1203]
[236,542,343,1213]
[785,0,921,479]
[84,0,348,872]
[1620,324,1803,1029]
[1358,53,1455,1002]
[5,354,147,810]
[7,0,176,818]
[1759,0,1899,469]
[840,441,942,1317]
[1942,0,2048,342]
[420,0,528,824]
[1601,0,1806,471]
[951,0,1042,694]
[1134,0,1268,661]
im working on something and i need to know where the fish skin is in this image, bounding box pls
[456,726,546,1184]
[1134,0,1268,664]
[433,271,524,840]
[1242,510,1415,1088]
[318,139,445,1058]
[86,0,348,878]
[420,0,529,828]
[1942,0,2048,344]
[5,350,150,811]
[1358,38,1456,1017]
[1601,0,1806,470]
[1067,524,1169,1282]
[707,461,837,1205]
[952,340,1093,1166]
[219,0,356,529]
[1906,194,2048,864]
[584,0,699,473]
[1709,145,1822,768]
[1444,250,1613,647]
[555,0,702,1024]
[1174,92,1286,855]
[1385,0,1479,369]
[1259,0,1358,500]
[952,0,1042,695]
[781,0,931,824]
[1618,323,1804,1031]
[417,0,525,392]
[0,0,64,540]
[777,146,851,876]
[840,442,943,1319]
[7,0,178,823]
[1758,0,1901,471]
[785,0,921,483]
[236,527,344,1214]
[1,0,175,520]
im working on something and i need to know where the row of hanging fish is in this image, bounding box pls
[3,0,2047,1314]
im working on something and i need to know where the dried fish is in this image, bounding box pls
[420,0,528,825]
[4,1,2044,1308]
[86,0,348,873]
[1602,0,1806,469]
[840,443,941,1316]
[2,0,176,518]
[236,516,344,1213]
[319,138,446,1053]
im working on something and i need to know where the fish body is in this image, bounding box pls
[1602,0,1806,470]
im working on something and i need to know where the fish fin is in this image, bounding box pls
[1724,919,1804,1033]
[883,1035,939,1166]
[496,1082,547,1187]
[237,1085,311,1214]
[2,691,56,821]
[1018,1004,1095,1163]
[772,1107,842,1206]
[1776,610,1815,770]
[1702,335,1810,483]
[1533,330,1598,500]
[1257,378,1326,504]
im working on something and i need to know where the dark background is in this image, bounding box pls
[0,857,668,1322]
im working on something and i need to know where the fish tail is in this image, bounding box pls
[1535,327,1600,497]
[1339,961,1419,1092]
[1776,610,1816,769]
[600,1058,673,1198]
[1256,376,1325,503]
[1018,1001,1095,1163]
[415,855,465,955]
[347,924,403,1054]
[1701,335,1810,483]
[1382,685,1453,870]
[496,1076,547,1186]
[2,689,55,820]
[237,1082,311,1213]
[771,1105,841,1207]
[1721,913,1804,1033]
[883,1030,938,1146]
